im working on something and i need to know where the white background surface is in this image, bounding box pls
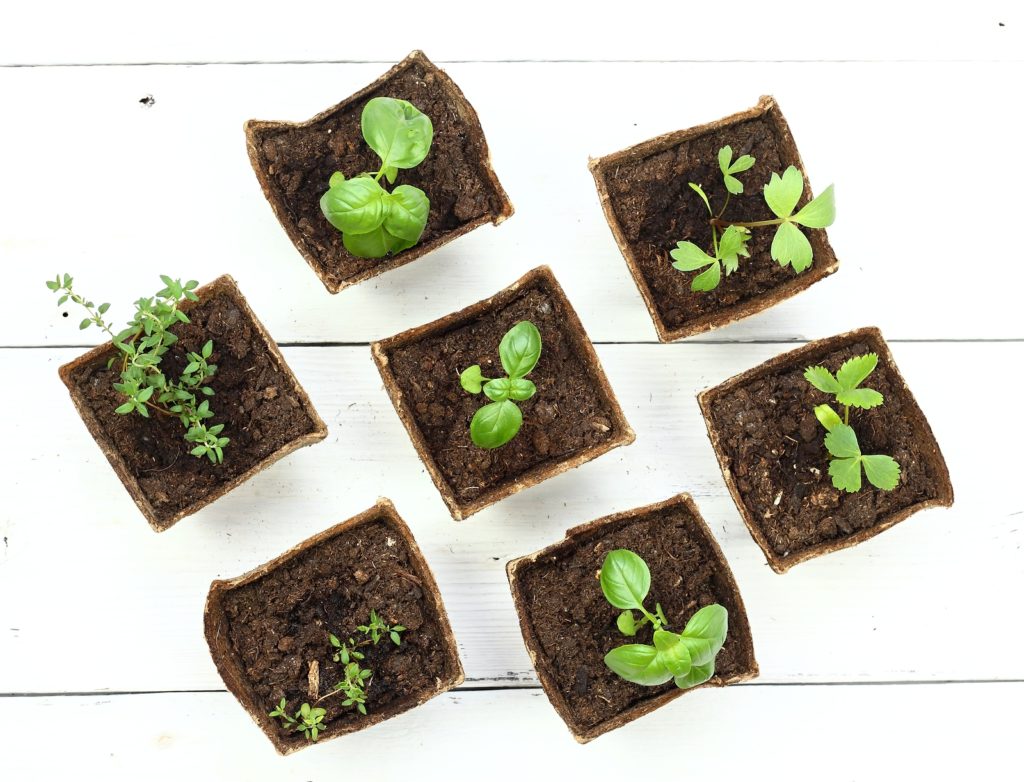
[1,3,1020,780]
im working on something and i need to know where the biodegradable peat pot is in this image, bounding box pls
[59,275,327,532]
[589,96,839,342]
[371,266,635,520]
[699,327,953,573]
[245,50,514,293]
[204,498,463,755]
[507,494,758,743]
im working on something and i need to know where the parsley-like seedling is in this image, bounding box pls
[670,145,835,291]
[804,353,901,493]
[268,699,327,741]
[599,549,728,690]
[47,273,230,463]
[319,97,433,259]
[459,320,542,449]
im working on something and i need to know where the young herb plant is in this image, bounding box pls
[320,97,433,259]
[321,611,406,718]
[268,699,327,741]
[804,353,901,493]
[46,274,230,463]
[459,320,542,449]
[599,549,728,690]
[358,609,406,646]
[671,145,835,291]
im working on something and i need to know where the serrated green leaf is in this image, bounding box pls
[804,366,841,394]
[717,225,751,275]
[604,643,673,686]
[689,182,711,214]
[600,549,650,611]
[835,354,878,391]
[691,261,722,291]
[792,184,836,229]
[771,221,814,272]
[829,456,863,493]
[670,241,715,272]
[814,404,842,431]
[862,454,901,490]
[459,365,487,394]
[469,400,522,449]
[763,165,804,219]
[825,423,861,459]
[836,388,884,409]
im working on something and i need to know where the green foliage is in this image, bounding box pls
[324,610,406,718]
[672,147,835,290]
[268,699,327,742]
[47,274,229,464]
[357,609,406,647]
[460,321,542,449]
[805,354,901,493]
[319,97,433,259]
[332,661,373,716]
[599,549,728,691]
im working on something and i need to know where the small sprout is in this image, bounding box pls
[671,146,836,291]
[357,609,406,646]
[323,611,406,718]
[268,698,327,742]
[460,321,542,449]
[332,661,373,716]
[599,549,728,690]
[805,353,901,493]
[47,274,228,463]
[319,97,433,259]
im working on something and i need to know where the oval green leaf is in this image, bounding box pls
[342,226,389,259]
[653,629,693,677]
[320,176,386,235]
[604,643,673,686]
[483,377,512,402]
[674,660,715,690]
[361,97,433,178]
[507,377,537,401]
[680,604,728,666]
[469,400,522,449]
[792,184,836,228]
[617,610,637,637]
[499,321,542,379]
[599,549,650,610]
[460,365,487,394]
[813,404,842,432]
[383,184,430,242]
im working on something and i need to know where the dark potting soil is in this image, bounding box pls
[709,341,945,558]
[602,114,830,333]
[514,505,756,732]
[66,288,320,526]
[252,59,506,289]
[383,280,625,503]
[221,517,456,748]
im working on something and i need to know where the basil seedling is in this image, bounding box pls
[671,145,835,291]
[599,549,728,690]
[319,97,433,259]
[805,353,901,493]
[459,321,542,449]
[47,274,230,464]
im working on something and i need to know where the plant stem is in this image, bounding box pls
[710,217,784,229]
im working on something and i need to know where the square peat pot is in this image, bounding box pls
[245,50,514,294]
[371,266,635,520]
[507,494,758,743]
[699,327,954,573]
[589,95,839,342]
[204,498,464,755]
[59,275,327,532]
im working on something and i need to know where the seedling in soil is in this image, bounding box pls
[358,609,406,646]
[804,353,901,493]
[46,274,230,463]
[319,97,433,259]
[268,699,327,741]
[332,661,373,716]
[319,611,407,719]
[670,145,835,291]
[599,549,728,690]
[459,320,542,449]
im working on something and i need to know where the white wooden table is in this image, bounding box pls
[2,4,1020,779]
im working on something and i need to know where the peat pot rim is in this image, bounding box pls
[245,49,514,294]
[697,326,954,573]
[58,274,328,533]
[506,492,759,743]
[588,95,839,342]
[371,264,636,520]
[204,497,465,755]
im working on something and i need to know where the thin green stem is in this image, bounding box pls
[843,404,850,425]
[715,192,732,221]
[711,217,784,229]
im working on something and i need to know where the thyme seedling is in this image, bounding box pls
[460,320,542,449]
[47,274,230,463]
[671,146,835,291]
[599,549,728,690]
[268,699,326,741]
[805,353,901,493]
[320,97,433,259]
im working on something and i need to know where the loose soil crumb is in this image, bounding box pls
[251,58,507,289]
[514,505,756,733]
[383,278,623,502]
[601,114,832,333]
[67,288,320,526]
[709,340,945,557]
[221,516,456,749]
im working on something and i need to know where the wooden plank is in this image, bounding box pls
[1,342,1017,692]
[4,61,1023,346]
[1,685,1018,778]
[1,2,1017,66]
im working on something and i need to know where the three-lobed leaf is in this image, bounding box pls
[599,549,651,611]
[718,145,756,194]
[361,97,433,183]
[763,165,804,219]
[825,423,901,492]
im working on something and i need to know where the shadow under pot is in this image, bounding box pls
[204,498,464,755]
[699,327,953,573]
[246,49,514,294]
[507,493,758,743]
[590,95,839,342]
[371,265,635,520]
[59,274,327,532]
